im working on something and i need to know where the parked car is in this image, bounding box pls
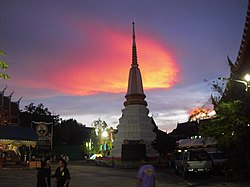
[175,149,212,178]
[208,151,228,174]
[208,151,227,167]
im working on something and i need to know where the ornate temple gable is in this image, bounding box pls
[231,1,250,79]
[0,88,20,126]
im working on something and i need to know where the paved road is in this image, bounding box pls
[0,162,249,187]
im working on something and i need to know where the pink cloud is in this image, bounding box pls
[10,21,179,96]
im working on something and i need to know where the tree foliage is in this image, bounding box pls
[200,100,248,148]
[23,103,52,115]
[92,118,107,134]
[91,118,113,155]
[203,58,250,172]
[200,100,250,171]
[53,118,91,146]
[20,103,58,128]
[0,50,10,79]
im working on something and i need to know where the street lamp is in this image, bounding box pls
[244,74,250,82]
[101,130,108,156]
[102,130,108,138]
[102,130,108,156]
[219,73,250,91]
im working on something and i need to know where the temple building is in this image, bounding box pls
[221,1,250,102]
[0,88,37,165]
[112,23,157,159]
[0,87,20,126]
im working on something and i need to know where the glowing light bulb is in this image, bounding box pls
[244,74,250,82]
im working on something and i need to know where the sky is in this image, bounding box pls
[0,0,249,132]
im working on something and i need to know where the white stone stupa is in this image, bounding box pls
[112,23,157,158]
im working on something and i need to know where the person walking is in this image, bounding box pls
[37,161,49,187]
[53,159,70,187]
[136,156,156,187]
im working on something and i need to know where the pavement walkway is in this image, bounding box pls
[0,161,250,187]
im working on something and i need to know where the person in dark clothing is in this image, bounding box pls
[53,158,70,187]
[44,158,51,187]
[37,161,49,187]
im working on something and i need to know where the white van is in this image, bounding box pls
[175,149,212,178]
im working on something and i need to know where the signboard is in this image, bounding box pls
[31,121,53,151]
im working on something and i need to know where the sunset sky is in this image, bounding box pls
[0,0,248,132]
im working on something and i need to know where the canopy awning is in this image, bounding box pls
[177,138,217,149]
[0,125,37,147]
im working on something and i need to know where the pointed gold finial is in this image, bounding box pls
[132,22,138,67]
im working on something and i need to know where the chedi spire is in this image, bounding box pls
[124,23,147,107]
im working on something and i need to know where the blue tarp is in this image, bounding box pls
[0,125,37,141]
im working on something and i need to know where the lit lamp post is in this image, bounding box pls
[219,73,250,91]
[101,130,108,156]
[102,130,108,139]
[244,74,250,88]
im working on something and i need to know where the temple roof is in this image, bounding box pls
[220,1,250,102]
[0,125,37,141]
[230,1,250,79]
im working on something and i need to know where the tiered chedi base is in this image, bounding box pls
[112,105,157,158]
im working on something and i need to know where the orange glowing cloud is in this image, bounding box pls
[139,38,179,89]
[17,21,179,96]
[189,107,216,121]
